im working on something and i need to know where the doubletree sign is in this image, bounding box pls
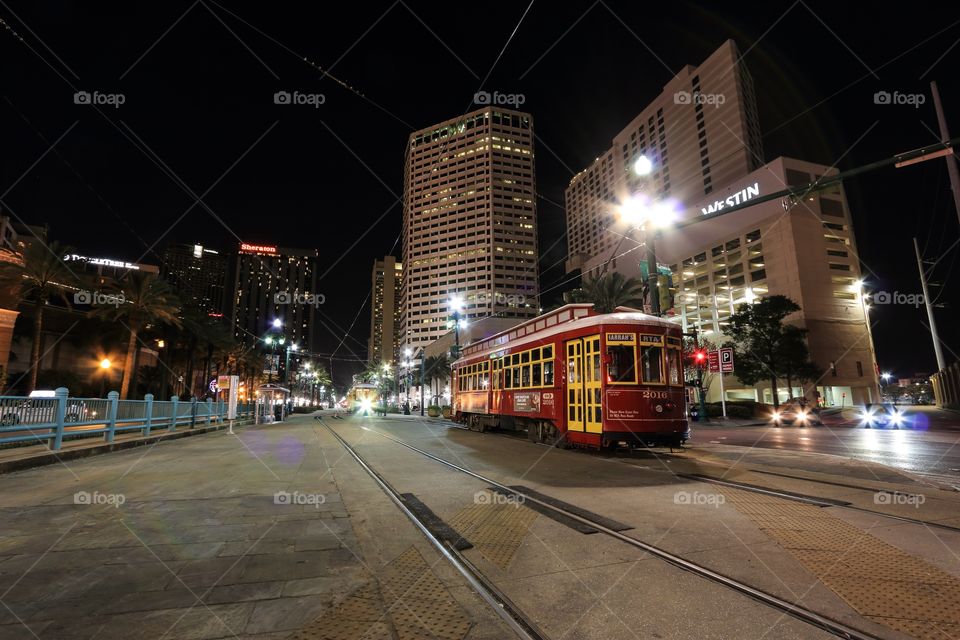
[700,182,760,215]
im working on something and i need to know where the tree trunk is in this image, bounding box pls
[120,322,139,399]
[185,338,196,400]
[770,376,780,409]
[28,300,44,394]
[786,375,794,400]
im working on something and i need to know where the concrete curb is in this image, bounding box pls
[0,419,255,475]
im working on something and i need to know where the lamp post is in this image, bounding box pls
[854,280,883,402]
[98,358,111,398]
[448,296,468,358]
[618,193,677,317]
[284,343,297,386]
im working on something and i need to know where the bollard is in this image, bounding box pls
[52,387,69,450]
[143,393,154,437]
[190,397,198,428]
[170,395,179,432]
[105,391,119,443]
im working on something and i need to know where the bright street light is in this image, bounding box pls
[633,154,653,176]
[272,318,282,328]
[404,347,412,358]
[99,358,111,369]
[881,372,892,382]
[449,295,464,312]
[617,194,677,230]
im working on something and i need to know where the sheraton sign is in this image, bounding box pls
[700,182,760,215]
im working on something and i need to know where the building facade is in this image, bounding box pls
[229,243,318,353]
[564,40,878,406]
[580,157,880,406]
[367,256,403,365]
[162,243,228,317]
[400,107,540,354]
[565,39,763,274]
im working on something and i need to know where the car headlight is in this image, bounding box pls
[771,411,781,422]
[891,411,904,426]
[798,411,808,422]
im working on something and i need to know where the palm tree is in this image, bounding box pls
[0,241,77,393]
[578,272,645,313]
[423,354,451,405]
[92,272,181,399]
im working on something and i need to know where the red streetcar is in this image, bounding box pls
[452,304,689,449]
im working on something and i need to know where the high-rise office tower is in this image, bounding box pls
[162,243,227,317]
[368,256,403,364]
[400,107,540,352]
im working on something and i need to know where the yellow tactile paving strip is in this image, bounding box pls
[291,547,472,640]
[448,494,539,570]
[719,487,960,639]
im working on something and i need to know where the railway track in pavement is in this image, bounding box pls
[319,417,881,640]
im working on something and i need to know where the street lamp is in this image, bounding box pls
[283,343,298,386]
[616,194,678,316]
[448,296,467,357]
[633,154,653,176]
[853,280,883,401]
[98,358,112,397]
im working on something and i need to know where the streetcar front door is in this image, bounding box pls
[565,335,602,434]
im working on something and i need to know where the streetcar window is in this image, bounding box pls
[504,366,513,389]
[521,351,530,364]
[543,360,554,385]
[607,345,637,383]
[532,362,542,386]
[521,365,531,387]
[532,348,541,360]
[640,346,664,383]
[512,367,521,387]
[667,349,682,385]
[544,346,553,359]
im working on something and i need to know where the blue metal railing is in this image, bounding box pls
[0,388,255,450]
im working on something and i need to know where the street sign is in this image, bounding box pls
[707,350,720,373]
[719,347,735,373]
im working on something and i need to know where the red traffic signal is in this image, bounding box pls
[693,350,707,366]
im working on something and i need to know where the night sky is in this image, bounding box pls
[3,1,959,386]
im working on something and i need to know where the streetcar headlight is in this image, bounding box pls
[359,398,373,414]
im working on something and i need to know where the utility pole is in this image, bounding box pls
[930,81,960,228]
[914,237,946,371]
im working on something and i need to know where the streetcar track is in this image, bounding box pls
[318,418,548,640]
[443,419,960,534]
[344,419,881,640]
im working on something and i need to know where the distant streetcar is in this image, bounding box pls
[451,304,689,449]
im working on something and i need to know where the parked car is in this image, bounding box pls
[770,398,823,427]
[860,403,908,429]
[0,391,87,426]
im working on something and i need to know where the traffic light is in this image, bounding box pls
[693,349,707,367]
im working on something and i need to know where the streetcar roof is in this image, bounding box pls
[454,308,680,365]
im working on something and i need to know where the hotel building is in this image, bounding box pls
[400,107,540,353]
[229,243,318,353]
[566,39,763,275]
[566,42,878,406]
[368,256,403,364]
